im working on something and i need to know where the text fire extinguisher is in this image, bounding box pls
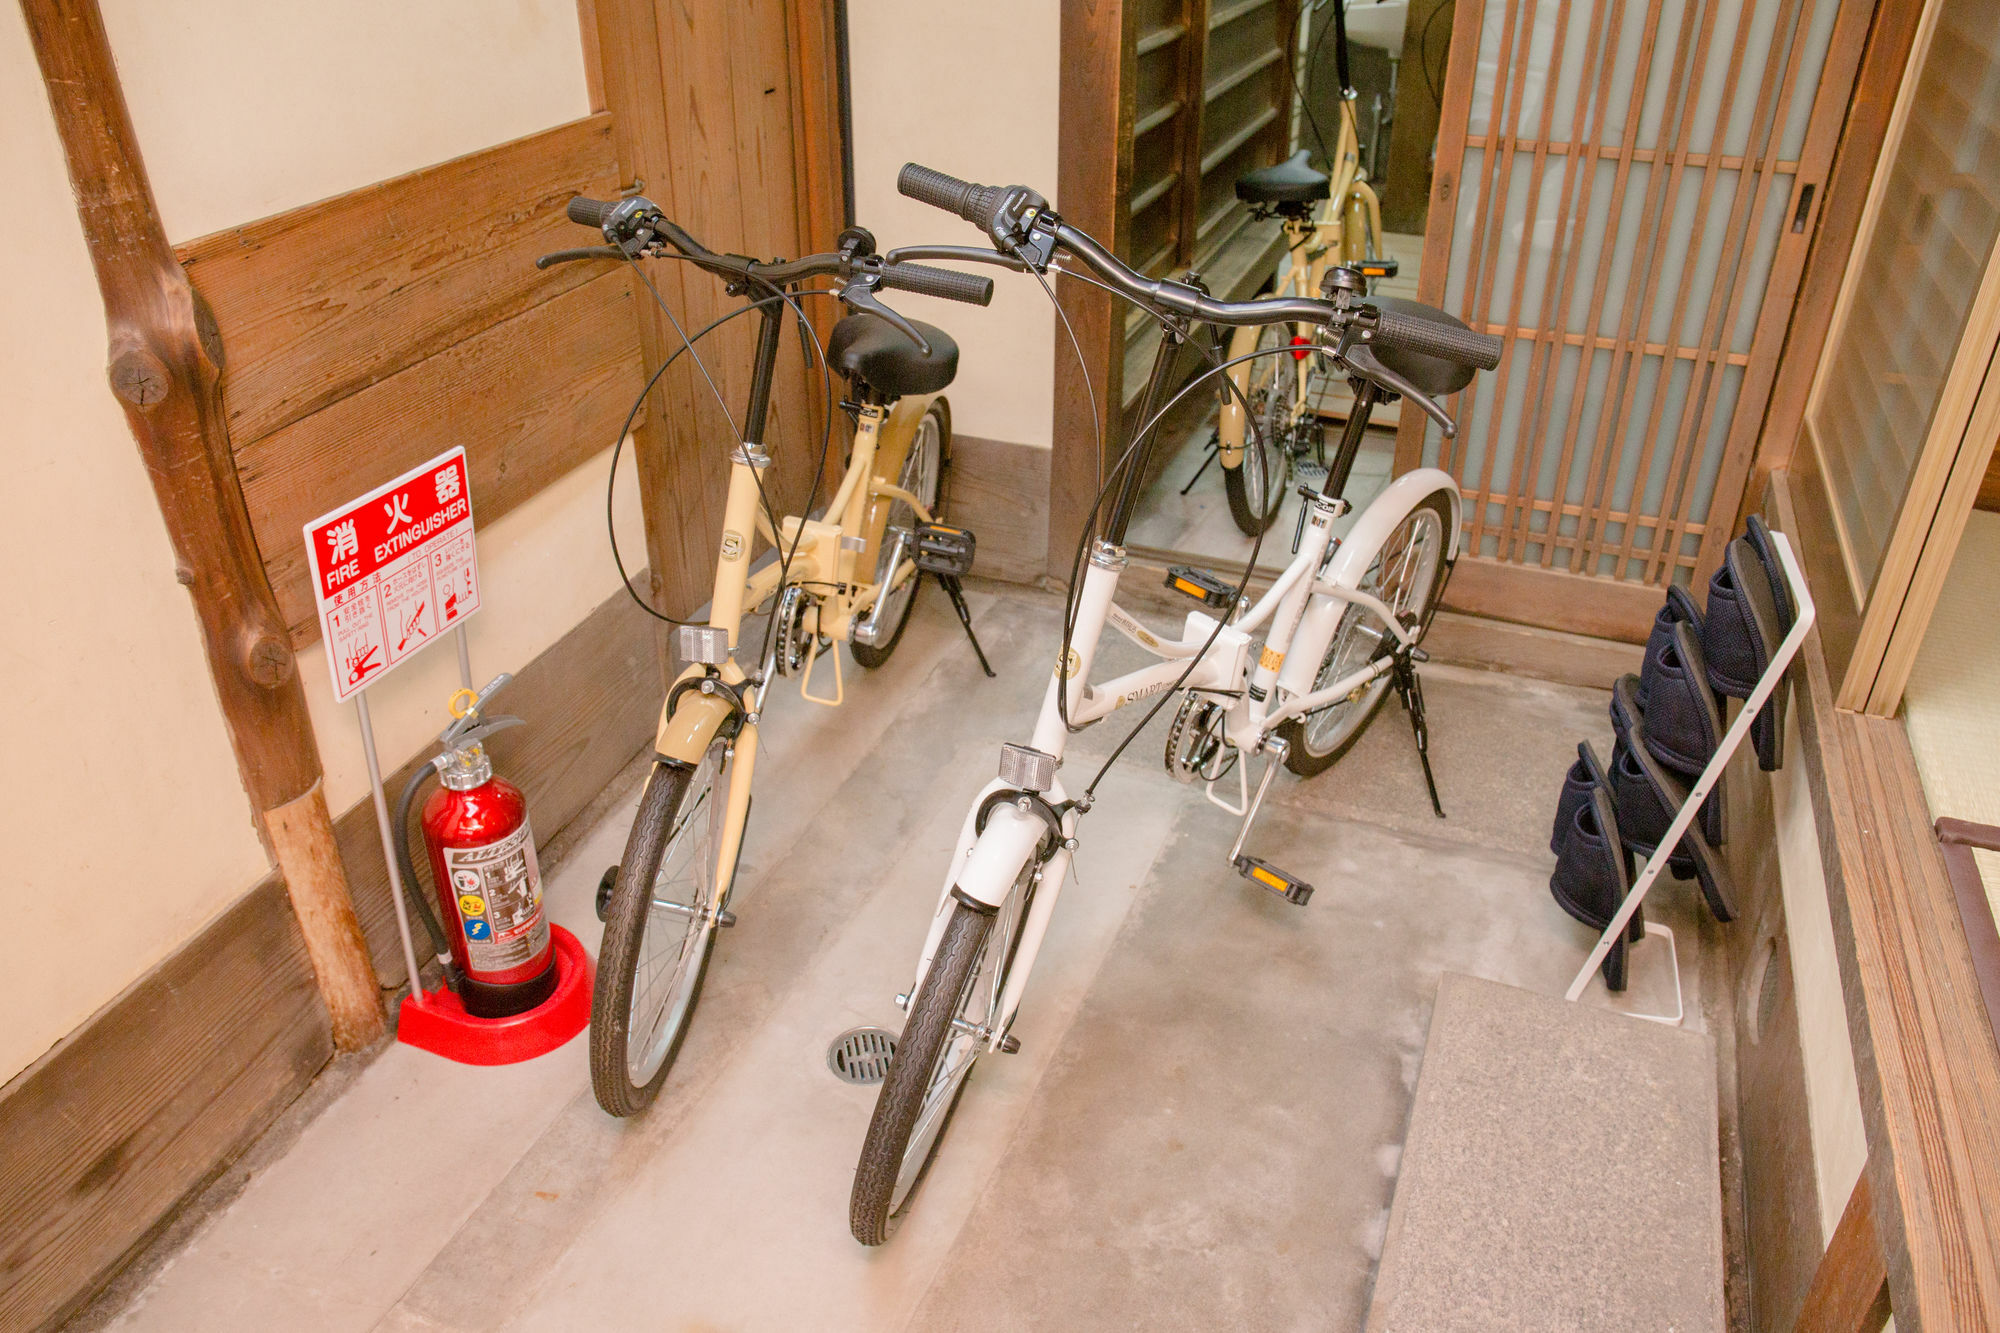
[395,676,557,1017]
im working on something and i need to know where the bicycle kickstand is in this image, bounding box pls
[1181,433,1222,495]
[1392,651,1446,819]
[934,574,997,678]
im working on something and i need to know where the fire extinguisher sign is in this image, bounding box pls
[302,446,481,701]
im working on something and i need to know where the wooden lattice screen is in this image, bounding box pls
[1400,0,1875,626]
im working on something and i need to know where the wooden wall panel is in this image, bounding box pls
[0,877,330,1332]
[179,116,621,445]
[236,272,646,642]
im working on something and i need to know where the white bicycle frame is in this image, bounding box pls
[899,466,1462,1050]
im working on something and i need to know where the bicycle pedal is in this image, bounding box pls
[1165,564,1236,611]
[1233,855,1314,906]
[912,521,976,578]
[1296,460,1329,485]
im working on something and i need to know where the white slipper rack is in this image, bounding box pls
[1565,529,1818,1022]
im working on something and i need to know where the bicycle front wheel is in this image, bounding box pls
[851,847,1041,1244]
[589,742,731,1116]
[1281,488,1452,776]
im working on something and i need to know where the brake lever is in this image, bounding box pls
[839,273,932,356]
[1334,341,1457,437]
[535,244,626,269]
[883,243,1030,272]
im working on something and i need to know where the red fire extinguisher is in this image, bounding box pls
[396,676,556,1018]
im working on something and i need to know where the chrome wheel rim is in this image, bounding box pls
[869,413,942,638]
[626,745,725,1084]
[1301,505,1445,757]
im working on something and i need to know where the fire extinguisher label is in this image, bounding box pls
[443,822,546,973]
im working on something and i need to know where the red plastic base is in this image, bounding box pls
[396,924,593,1065]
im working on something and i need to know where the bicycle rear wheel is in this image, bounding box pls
[851,401,947,669]
[1281,488,1452,776]
[1223,323,1294,536]
[589,742,730,1116]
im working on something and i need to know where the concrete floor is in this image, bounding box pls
[91,582,1706,1332]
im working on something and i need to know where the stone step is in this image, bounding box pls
[1367,972,1725,1332]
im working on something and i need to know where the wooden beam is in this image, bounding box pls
[1053,0,1138,579]
[23,0,381,1048]
[1438,556,1662,643]
[1793,1171,1891,1333]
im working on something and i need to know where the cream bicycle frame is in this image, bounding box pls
[653,390,942,907]
[900,466,1460,1046]
[1217,100,1384,465]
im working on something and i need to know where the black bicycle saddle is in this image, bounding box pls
[1236,150,1332,206]
[828,313,959,398]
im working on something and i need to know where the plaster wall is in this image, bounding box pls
[1771,710,1870,1243]
[0,0,644,1084]
[845,0,1060,451]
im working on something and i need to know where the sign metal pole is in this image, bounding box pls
[356,689,428,1000]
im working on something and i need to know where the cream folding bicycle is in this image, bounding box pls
[542,194,996,1117]
[849,164,1501,1244]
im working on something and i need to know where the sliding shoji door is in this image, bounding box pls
[1401,0,1876,635]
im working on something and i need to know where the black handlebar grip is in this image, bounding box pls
[567,196,616,228]
[1370,307,1504,372]
[898,163,1007,232]
[880,262,995,307]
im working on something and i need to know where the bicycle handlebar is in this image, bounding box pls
[1367,306,1502,371]
[566,196,616,228]
[894,162,1503,371]
[553,195,993,308]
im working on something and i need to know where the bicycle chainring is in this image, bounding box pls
[774,585,816,677]
[1164,694,1235,784]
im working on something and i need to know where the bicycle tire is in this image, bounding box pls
[851,400,949,669]
[850,899,995,1244]
[589,745,730,1116]
[1280,488,1453,776]
[1223,324,1294,537]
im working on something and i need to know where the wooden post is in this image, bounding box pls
[1052,0,1137,579]
[24,0,384,1049]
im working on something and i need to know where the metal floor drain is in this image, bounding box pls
[827,1027,897,1084]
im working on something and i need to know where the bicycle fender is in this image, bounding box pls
[1215,323,1260,464]
[655,668,740,764]
[1319,468,1462,595]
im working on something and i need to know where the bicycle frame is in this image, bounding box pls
[898,301,1460,1048]
[651,303,944,909]
[1217,100,1384,465]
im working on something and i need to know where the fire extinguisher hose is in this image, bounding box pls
[395,764,453,960]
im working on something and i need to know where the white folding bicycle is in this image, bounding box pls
[850,164,1503,1244]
